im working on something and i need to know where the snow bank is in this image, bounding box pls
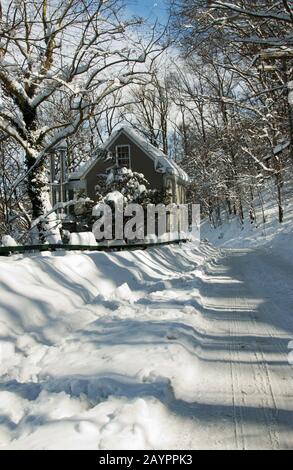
[97,239,127,247]
[0,242,215,449]
[201,184,293,259]
[46,232,63,245]
[1,230,293,449]
[95,282,138,305]
[69,232,97,246]
[1,235,18,247]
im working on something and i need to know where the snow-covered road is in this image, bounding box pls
[0,243,293,449]
[196,247,293,450]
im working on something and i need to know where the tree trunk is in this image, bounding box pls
[27,154,47,219]
[238,199,244,225]
[22,99,61,243]
[26,151,61,243]
[258,189,266,225]
[288,81,293,165]
[249,186,256,224]
[277,182,284,224]
[226,198,232,216]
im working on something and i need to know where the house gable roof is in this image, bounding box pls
[74,126,190,184]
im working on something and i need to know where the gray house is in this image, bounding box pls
[50,126,189,208]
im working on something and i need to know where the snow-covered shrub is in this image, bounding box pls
[66,196,96,234]
[104,190,125,206]
[96,167,171,207]
[74,197,95,217]
[92,167,172,241]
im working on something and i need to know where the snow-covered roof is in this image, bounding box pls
[73,127,189,184]
[102,127,190,184]
[68,162,93,180]
[68,155,113,181]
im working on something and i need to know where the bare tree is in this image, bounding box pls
[124,66,171,153]
[0,0,166,241]
[169,0,293,224]
[0,134,31,236]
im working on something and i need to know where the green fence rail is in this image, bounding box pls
[0,239,188,256]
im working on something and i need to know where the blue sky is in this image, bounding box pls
[125,0,168,24]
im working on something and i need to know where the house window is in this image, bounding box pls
[116,145,131,168]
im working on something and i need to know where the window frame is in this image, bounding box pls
[115,144,131,169]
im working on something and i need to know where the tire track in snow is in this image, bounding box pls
[221,249,293,449]
[229,320,246,450]
[198,248,293,449]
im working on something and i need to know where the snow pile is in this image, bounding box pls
[142,232,187,244]
[1,235,293,449]
[1,235,18,247]
[46,231,63,245]
[95,282,139,305]
[69,232,97,246]
[0,242,214,449]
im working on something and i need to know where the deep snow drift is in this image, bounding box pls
[0,240,293,449]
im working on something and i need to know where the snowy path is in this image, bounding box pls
[0,243,293,449]
[196,248,293,450]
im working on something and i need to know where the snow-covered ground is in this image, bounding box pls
[1,234,293,450]
[201,185,293,257]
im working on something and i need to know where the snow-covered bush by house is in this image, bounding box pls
[92,167,172,241]
[96,166,171,207]
[71,197,96,233]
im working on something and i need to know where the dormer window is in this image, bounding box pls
[116,145,131,168]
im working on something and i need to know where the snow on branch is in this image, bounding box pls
[241,147,275,173]
[210,1,293,24]
[0,0,168,239]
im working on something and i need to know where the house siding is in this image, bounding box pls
[84,133,165,202]
[84,160,112,201]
